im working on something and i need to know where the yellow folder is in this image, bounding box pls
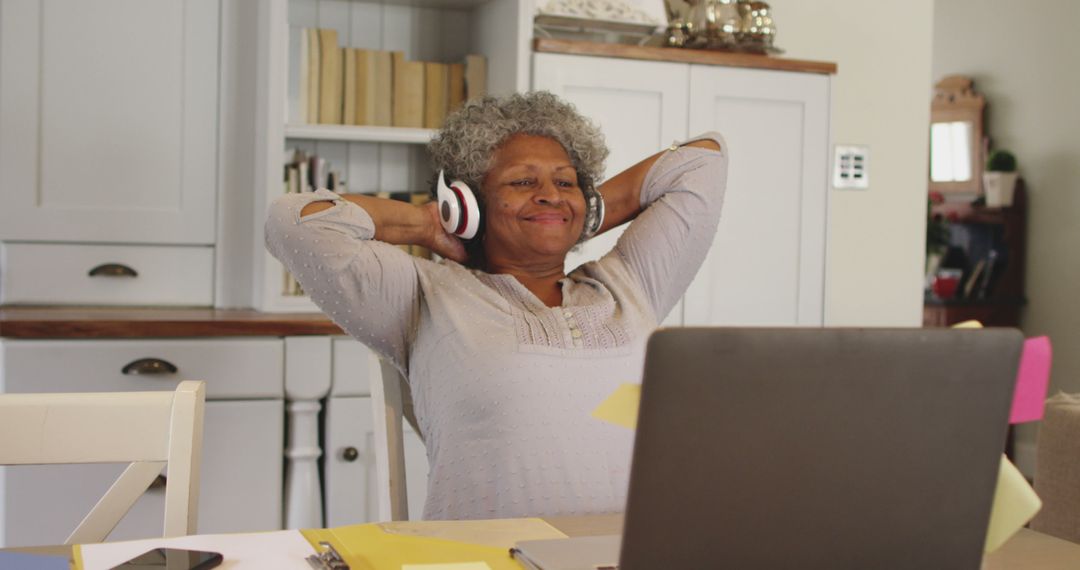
[301,518,565,569]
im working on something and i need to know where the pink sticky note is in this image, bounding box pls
[1010,336,1052,424]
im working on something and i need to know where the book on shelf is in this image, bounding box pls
[284,28,486,130]
[287,27,308,124]
[465,54,487,101]
[448,62,466,114]
[372,50,393,126]
[392,52,425,128]
[286,149,346,192]
[352,49,373,125]
[352,49,392,127]
[976,249,1000,300]
[305,29,321,123]
[962,259,986,299]
[424,62,449,129]
[317,29,343,124]
[342,48,357,125]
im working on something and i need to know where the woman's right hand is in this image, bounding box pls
[423,201,467,263]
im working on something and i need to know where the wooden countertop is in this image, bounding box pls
[534,38,837,75]
[0,307,343,339]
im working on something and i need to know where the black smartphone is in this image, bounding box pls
[110,548,223,570]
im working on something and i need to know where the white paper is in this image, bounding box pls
[77,529,315,570]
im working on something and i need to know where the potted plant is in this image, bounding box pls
[925,192,950,292]
[984,149,1019,207]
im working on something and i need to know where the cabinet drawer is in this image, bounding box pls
[0,400,283,546]
[0,339,283,399]
[0,243,213,306]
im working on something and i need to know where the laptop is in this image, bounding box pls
[513,327,1023,570]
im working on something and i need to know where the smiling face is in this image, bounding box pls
[480,134,587,268]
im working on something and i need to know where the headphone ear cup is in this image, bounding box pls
[436,171,481,240]
[582,188,605,239]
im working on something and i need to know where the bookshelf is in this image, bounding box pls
[242,0,533,312]
[923,182,1027,327]
[284,124,435,144]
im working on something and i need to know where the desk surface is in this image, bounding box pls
[7,517,1080,569]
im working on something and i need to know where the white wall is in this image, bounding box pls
[933,0,1080,466]
[768,0,935,326]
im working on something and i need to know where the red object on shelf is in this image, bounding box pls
[932,272,961,299]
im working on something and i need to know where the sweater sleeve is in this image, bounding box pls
[264,189,420,372]
[601,132,729,322]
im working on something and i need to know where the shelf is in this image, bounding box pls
[284,124,435,144]
[924,295,1026,307]
[533,38,838,75]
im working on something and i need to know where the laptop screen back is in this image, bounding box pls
[619,327,1022,570]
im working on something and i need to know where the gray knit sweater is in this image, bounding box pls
[265,132,727,520]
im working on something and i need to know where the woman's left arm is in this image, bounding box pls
[595,133,729,323]
[594,137,722,233]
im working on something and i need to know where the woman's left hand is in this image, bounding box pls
[423,202,468,263]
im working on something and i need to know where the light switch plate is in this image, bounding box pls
[833,145,870,189]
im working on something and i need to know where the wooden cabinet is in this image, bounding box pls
[533,49,832,327]
[0,338,285,547]
[923,184,1027,327]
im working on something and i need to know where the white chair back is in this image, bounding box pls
[0,380,206,544]
[369,355,424,521]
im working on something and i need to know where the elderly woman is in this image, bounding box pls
[265,91,727,520]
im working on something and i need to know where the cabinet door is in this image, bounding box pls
[683,66,830,326]
[0,0,219,244]
[324,396,429,525]
[0,400,282,547]
[532,53,690,325]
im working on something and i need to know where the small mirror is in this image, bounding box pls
[929,76,985,195]
[930,121,973,182]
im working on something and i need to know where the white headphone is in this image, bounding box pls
[435,169,605,242]
[436,170,481,240]
[581,186,605,240]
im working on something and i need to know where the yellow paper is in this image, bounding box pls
[302,523,523,570]
[952,320,984,329]
[984,455,1042,553]
[403,564,492,570]
[379,518,566,549]
[591,383,641,429]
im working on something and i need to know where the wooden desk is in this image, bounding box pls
[7,518,1080,569]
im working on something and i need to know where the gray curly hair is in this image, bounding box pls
[428,91,609,201]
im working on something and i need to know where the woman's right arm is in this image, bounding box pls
[265,190,464,371]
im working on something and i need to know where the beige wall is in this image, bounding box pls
[769,0,936,326]
[933,0,1080,464]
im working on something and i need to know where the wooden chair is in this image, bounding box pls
[0,380,206,544]
[369,355,421,521]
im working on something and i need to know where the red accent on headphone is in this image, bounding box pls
[450,184,469,235]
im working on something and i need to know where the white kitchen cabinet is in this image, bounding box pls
[0,0,219,245]
[324,396,429,525]
[684,65,829,326]
[0,243,214,307]
[0,338,285,547]
[533,51,831,327]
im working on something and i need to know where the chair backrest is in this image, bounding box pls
[368,355,421,521]
[1031,392,1080,544]
[0,380,206,544]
